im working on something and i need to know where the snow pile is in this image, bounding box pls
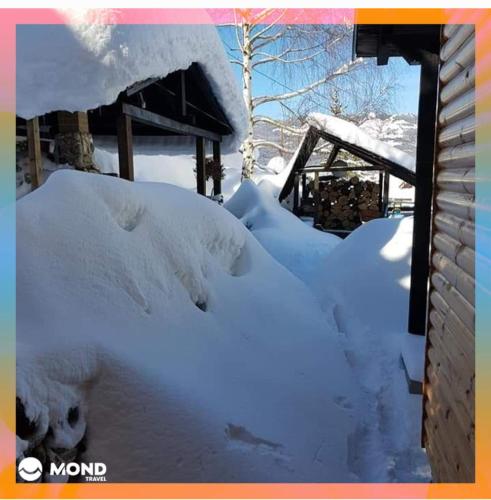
[307,113,416,171]
[17,171,360,482]
[226,180,341,282]
[16,24,246,151]
[310,218,430,481]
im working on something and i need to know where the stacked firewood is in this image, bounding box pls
[309,176,381,230]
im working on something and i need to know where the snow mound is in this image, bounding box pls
[16,24,246,151]
[307,113,416,171]
[313,217,413,333]
[226,180,340,283]
[17,171,360,482]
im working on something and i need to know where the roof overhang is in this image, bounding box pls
[353,24,441,65]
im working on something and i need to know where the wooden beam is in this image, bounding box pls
[325,145,340,168]
[212,141,221,196]
[279,127,320,202]
[196,136,206,196]
[301,165,383,173]
[117,114,134,181]
[26,117,42,189]
[316,129,416,185]
[408,50,440,335]
[122,103,221,142]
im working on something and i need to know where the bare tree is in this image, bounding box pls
[221,10,397,179]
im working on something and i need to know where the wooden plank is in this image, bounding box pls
[196,136,206,196]
[26,117,43,189]
[122,103,222,142]
[117,114,134,181]
[212,141,221,196]
[279,127,320,202]
[408,49,440,335]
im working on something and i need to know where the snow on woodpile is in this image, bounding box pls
[17,171,361,482]
[226,180,341,283]
[16,24,246,151]
[307,113,416,171]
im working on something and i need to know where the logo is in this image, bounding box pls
[18,457,43,482]
[50,462,107,482]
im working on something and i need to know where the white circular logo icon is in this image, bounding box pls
[18,457,43,482]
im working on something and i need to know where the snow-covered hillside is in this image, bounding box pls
[17,171,361,482]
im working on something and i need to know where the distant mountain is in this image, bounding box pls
[254,113,418,168]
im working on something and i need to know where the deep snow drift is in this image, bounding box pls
[226,180,340,283]
[17,171,362,482]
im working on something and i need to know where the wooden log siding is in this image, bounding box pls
[422,24,475,483]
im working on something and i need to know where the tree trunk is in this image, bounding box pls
[241,23,255,181]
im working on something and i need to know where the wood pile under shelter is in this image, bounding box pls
[279,124,415,237]
[302,173,385,231]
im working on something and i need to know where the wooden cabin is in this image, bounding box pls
[354,24,475,482]
[17,62,237,198]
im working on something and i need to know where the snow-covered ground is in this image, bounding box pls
[16,169,429,482]
[17,170,362,482]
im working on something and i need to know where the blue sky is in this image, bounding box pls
[218,27,421,119]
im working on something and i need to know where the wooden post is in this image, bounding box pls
[378,170,384,212]
[279,127,320,202]
[196,136,206,196]
[383,169,390,215]
[26,117,42,189]
[313,171,320,225]
[117,114,134,181]
[301,173,307,201]
[293,173,300,215]
[212,140,221,196]
[179,70,187,118]
[408,50,440,335]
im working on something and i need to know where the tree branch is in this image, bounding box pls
[253,116,307,135]
[253,58,365,107]
[253,140,295,154]
[253,49,325,67]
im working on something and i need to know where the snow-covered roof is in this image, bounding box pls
[307,113,416,171]
[16,24,247,151]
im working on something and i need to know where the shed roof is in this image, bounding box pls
[16,24,247,151]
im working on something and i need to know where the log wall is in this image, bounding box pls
[423,24,475,482]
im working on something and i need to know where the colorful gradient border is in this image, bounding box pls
[0,7,489,499]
